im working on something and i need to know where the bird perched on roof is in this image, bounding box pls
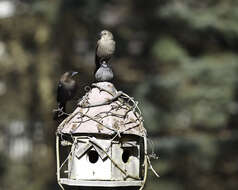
[95,30,115,81]
[53,71,78,120]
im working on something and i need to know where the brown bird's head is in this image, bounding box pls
[100,30,114,40]
[61,71,78,83]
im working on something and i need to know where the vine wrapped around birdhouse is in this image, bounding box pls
[56,82,151,190]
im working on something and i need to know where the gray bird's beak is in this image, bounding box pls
[98,32,102,39]
[71,71,78,77]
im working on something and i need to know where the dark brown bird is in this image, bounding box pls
[53,71,78,120]
[95,30,115,74]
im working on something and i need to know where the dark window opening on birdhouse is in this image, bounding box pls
[122,147,139,163]
[87,150,99,163]
[122,149,130,163]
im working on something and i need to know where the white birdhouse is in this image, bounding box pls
[56,82,149,190]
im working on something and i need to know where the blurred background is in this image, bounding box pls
[0,0,238,190]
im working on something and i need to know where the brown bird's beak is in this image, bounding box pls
[71,71,78,77]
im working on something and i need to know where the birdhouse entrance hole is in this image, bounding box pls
[122,147,138,163]
[87,150,99,163]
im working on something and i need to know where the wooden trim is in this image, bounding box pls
[59,178,143,187]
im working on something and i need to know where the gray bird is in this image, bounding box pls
[95,62,114,82]
[95,30,115,73]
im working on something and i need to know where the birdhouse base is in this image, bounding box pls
[59,178,144,187]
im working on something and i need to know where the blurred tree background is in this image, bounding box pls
[0,0,238,190]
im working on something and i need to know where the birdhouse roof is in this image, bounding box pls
[57,82,146,137]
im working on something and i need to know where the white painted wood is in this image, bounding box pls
[111,140,140,180]
[59,178,143,187]
[69,139,112,180]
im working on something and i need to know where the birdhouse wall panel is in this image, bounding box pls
[111,141,140,180]
[68,138,112,180]
[69,148,111,180]
[111,143,123,180]
[124,147,140,181]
